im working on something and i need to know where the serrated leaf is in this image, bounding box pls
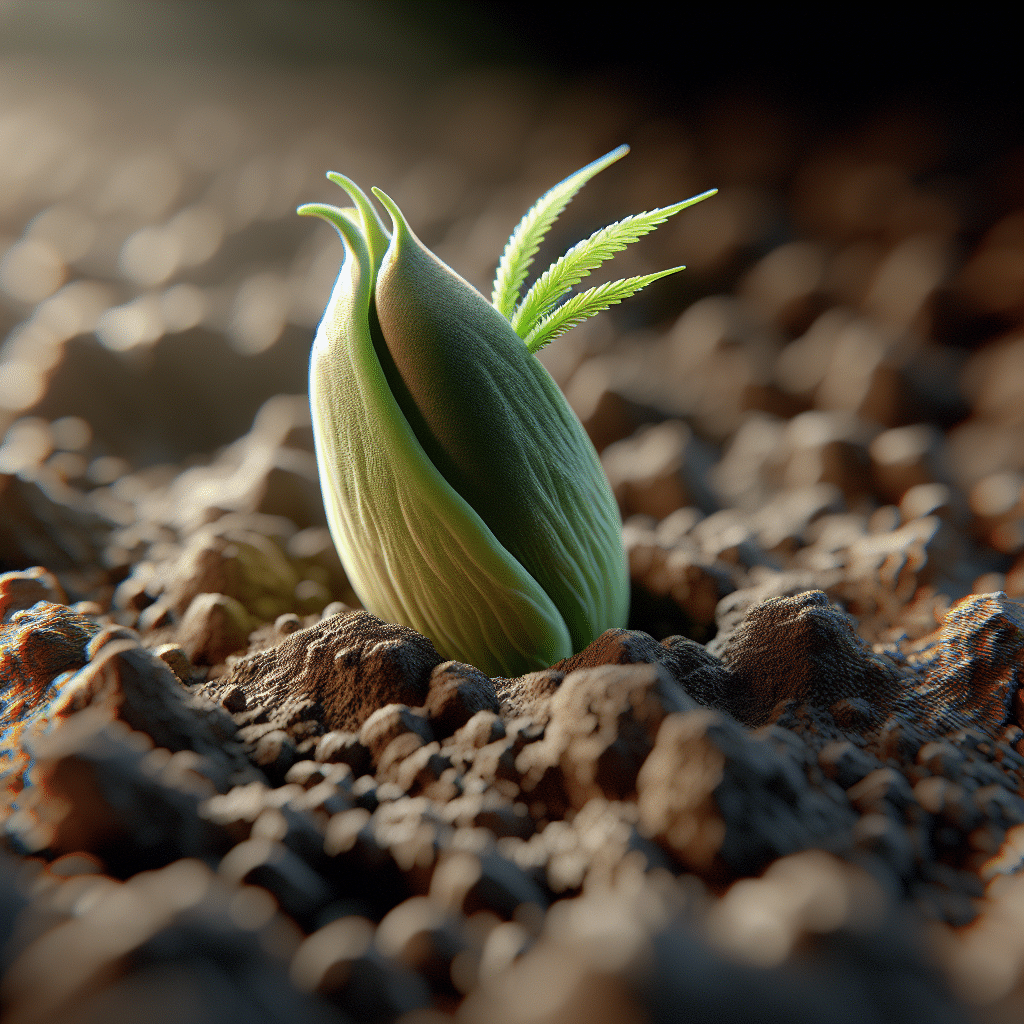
[511,188,717,339]
[524,266,685,353]
[491,145,629,320]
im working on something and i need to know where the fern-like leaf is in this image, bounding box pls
[491,145,629,320]
[511,188,716,339]
[524,267,685,353]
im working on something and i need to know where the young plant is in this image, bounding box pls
[299,147,715,676]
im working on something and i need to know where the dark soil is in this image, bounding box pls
[3,38,1024,1024]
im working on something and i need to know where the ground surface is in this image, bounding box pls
[3,24,1024,1024]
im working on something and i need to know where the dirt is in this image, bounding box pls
[2,48,1024,1024]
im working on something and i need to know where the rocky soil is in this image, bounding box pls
[3,43,1024,1024]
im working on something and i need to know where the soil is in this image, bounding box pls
[3,46,1024,1024]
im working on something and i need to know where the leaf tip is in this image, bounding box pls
[370,187,405,233]
[326,170,356,189]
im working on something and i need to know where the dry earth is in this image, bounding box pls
[3,44,1024,1024]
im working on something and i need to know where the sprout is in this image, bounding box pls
[299,147,715,676]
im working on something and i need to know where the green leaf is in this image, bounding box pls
[325,171,391,276]
[297,202,363,236]
[511,188,717,339]
[524,266,685,353]
[298,173,393,286]
[490,145,629,320]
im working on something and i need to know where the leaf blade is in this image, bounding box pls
[511,188,716,338]
[524,267,685,352]
[491,145,630,320]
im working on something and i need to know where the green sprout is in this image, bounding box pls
[299,146,715,676]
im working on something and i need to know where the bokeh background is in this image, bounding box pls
[1,1,1023,564]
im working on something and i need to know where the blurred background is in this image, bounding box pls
[1,0,1022,570]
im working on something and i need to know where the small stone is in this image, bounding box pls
[315,730,372,775]
[515,662,697,811]
[0,566,66,623]
[86,624,140,659]
[375,895,468,992]
[429,848,547,920]
[853,812,916,881]
[70,601,104,617]
[275,612,303,635]
[112,570,157,612]
[137,600,175,631]
[636,710,728,871]
[285,760,333,788]
[321,601,352,619]
[818,740,880,789]
[359,704,434,761]
[249,729,299,780]
[846,768,915,814]
[424,661,500,738]
[376,732,427,781]
[451,711,506,751]
[153,643,193,683]
[292,915,431,1017]
[177,592,256,666]
[220,685,247,713]
[218,837,331,930]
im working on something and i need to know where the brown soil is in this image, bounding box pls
[3,40,1024,1024]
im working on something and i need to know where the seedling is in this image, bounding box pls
[299,147,715,676]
